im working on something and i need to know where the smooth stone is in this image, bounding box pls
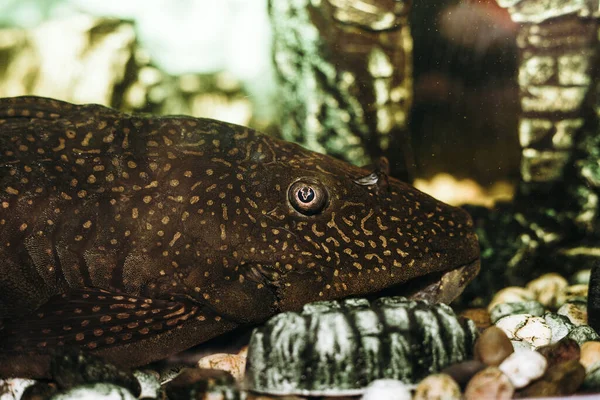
[441,360,486,388]
[536,338,580,369]
[495,314,552,349]
[544,312,575,343]
[361,379,412,400]
[487,287,535,312]
[197,352,247,381]
[580,341,600,371]
[556,284,589,308]
[413,374,461,400]
[464,367,514,400]
[517,359,585,397]
[526,273,568,308]
[557,301,588,326]
[571,269,591,285]
[460,308,491,331]
[499,349,547,389]
[0,379,37,400]
[566,325,600,346]
[133,370,160,399]
[489,301,544,324]
[50,383,136,400]
[474,326,514,366]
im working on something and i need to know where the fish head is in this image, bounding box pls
[186,130,480,315]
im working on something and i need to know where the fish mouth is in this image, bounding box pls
[366,258,481,305]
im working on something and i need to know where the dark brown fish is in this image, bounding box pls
[0,96,480,377]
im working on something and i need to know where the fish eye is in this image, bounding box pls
[288,180,328,215]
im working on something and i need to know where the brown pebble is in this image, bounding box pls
[537,338,580,369]
[441,360,486,388]
[464,367,514,400]
[516,359,585,398]
[460,308,491,331]
[580,341,600,371]
[474,326,514,366]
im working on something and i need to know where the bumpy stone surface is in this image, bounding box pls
[495,314,552,349]
[544,312,575,343]
[558,301,588,325]
[50,349,141,397]
[499,349,547,388]
[567,325,600,345]
[413,374,461,400]
[526,273,568,308]
[360,379,411,400]
[489,300,545,324]
[464,367,514,400]
[474,326,514,366]
[246,297,478,395]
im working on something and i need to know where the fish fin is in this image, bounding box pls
[0,96,71,120]
[0,288,201,354]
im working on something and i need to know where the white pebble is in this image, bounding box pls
[197,353,246,381]
[0,379,36,400]
[495,314,551,349]
[499,349,547,389]
[51,383,136,400]
[557,302,588,326]
[134,370,160,399]
[361,379,412,400]
[488,287,535,312]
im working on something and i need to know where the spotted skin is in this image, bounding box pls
[0,96,479,377]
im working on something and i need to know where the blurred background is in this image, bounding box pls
[0,0,519,206]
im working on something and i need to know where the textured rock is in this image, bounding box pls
[246,296,478,395]
[197,353,246,381]
[474,326,514,366]
[495,314,552,349]
[360,379,411,400]
[517,359,585,397]
[441,361,486,389]
[464,367,514,400]
[499,349,547,388]
[557,301,588,325]
[50,349,141,397]
[489,300,544,324]
[526,273,568,308]
[50,383,136,400]
[413,374,461,400]
[566,325,600,345]
[487,287,535,312]
[536,338,580,368]
[544,312,575,343]
[580,341,600,371]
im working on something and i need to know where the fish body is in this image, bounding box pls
[0,96,479,377]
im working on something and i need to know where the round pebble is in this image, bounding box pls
[0,379,36,400]
[526,273,568,308]
[441,360,486,388]
[580,341,600,371]
[536,339,580,368]
[518,359,585,397]
[557,301,588,326]
[51,383,136,400]
[197,353,246,381]
[571,269,591,285]
[361,379,412,400]
[495,314,552,349]
[413,374,461,400]
[556,284,588,308]
[487,287,535,312]
[474,326,514,366]
[498,349,547,389]
[464,367,513,400]
[544,312,575,343]
[567,325,600,346]
[489,300,544,324]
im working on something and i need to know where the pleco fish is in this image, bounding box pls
[0,96,480,377]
